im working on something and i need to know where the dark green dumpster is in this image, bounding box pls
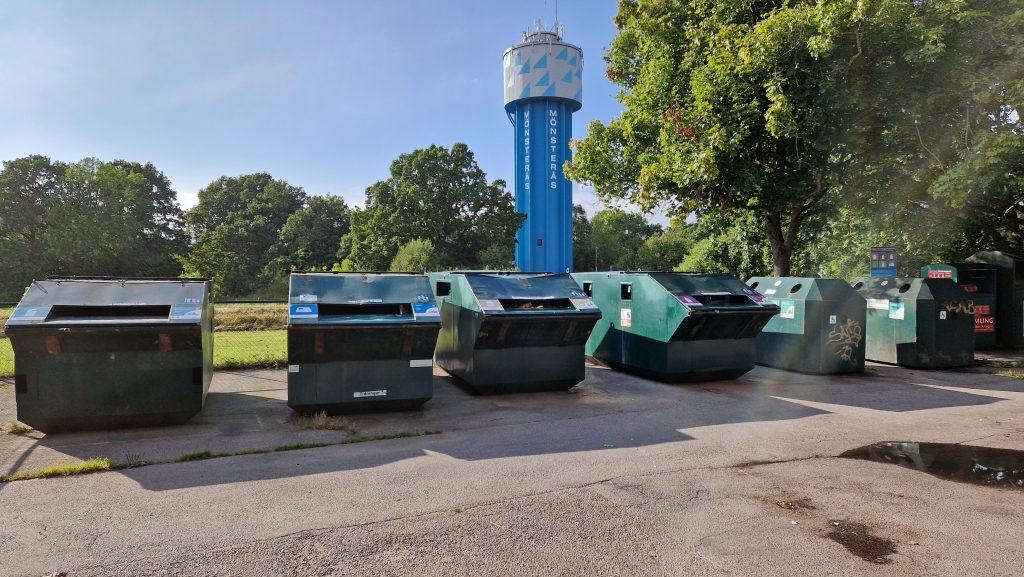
[572,272,780,382]
[746,277,866,374]
[429,271,601,394]
[966,251,1024,348]
[851,277,974,368]
[4,276,213,432]
[287,272,441,413]
[922,263,999,348]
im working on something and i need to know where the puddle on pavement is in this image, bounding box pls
[841,442,1024,490]
[826,520,897,564]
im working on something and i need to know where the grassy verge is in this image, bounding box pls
[995,370,1024,379]
[213,330,287,370]
[0,307,12,338]
[213,303,287,332]
[0,430,443,484]
[0,338,11,379]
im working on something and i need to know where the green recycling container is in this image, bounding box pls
[428,271,601,394]
[922,263,999,348]
[851,277,974,368]
[287,272,441,413]
[746,277,866,374]
[4,276,213,432]
[572,272,780,382]
[966,251,1024,348]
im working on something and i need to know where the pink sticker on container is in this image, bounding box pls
[677,295,702,306]
[749,294,770,305]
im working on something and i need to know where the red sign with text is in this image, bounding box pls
[975,314,996,333]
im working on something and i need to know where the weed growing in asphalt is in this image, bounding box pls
[1,421,33,434]
[121,452,148,468]
[996,370,1024,379]
[0,458,113,482]
[298,411,358,434]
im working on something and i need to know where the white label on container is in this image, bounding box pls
[570,298,599,311]
[288,364,300,373]
[939,311,947,320]
[479,299,504,311]
[298,294,318,302]
[620,308,632,328]
[353,390,387,398]
[867,298,889,310]
[764,289,777,295]
[889,301,905,320]
[829,315,837,325]
[348,298,382,304]
[409,359,433,368]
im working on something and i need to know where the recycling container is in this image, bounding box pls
[851,277,974,368]
[573,272,780,382]
[967,251,1024,348]
[922,263,999,348]
[429,271,601,394]
[746,277,866,374]
[287,272,441,413]
[4,276,213,432]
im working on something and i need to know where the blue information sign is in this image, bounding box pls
[869,247,897,277]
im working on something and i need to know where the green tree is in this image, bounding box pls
[633,222,693,271]
[568,0,1024,276]
[590,208,661,270]
[571,204,596,271]
[265,195,350,276]
[181,173,306,297]
[0,155,65,298]
[389,239,441,272]
[341,144,523,270]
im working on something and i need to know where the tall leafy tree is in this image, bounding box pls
[265,195,350,275]
[568,0,1024,276]
[341,143,523,270]
[571,204,596,271]
[590,208,662,270]
[181,173,306,297]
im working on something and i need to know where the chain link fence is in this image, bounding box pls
[0,301,289,379]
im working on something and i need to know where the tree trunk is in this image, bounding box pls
[764,211,792,277]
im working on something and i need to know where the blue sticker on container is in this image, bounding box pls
[290,303,318,318]
[9,305,52,322]
[412,302,440,318]
[169,306,202,320]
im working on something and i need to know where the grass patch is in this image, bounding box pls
[213,303,287,332]
[0,457,113,482]
[213,330,287,370]
[1,430,444,484]
[1,421,33,434]
[0,337,12,379]
[298,411,358,433]
[996,370,1024,379]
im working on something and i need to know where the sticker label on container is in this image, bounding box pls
[289,304,318,318]
[889,301,905,320]
[620,308,632,328]
[779,300,796,319]
[764,289,777,295]
[749,294,770,306]
[479,299,504,311]
[409,359,433,368]
[829,315,837,325]
[183,297,202,305]
[867,298,889,310]
[927,270,953,279]
[9,306,52,322]
[288,364,300,373]
[298,294,318,302]
[677,295,702,306]
[975,315,995,333]
[168,305,202,320]
[347,298,382,304]
[412,302,440,318]
[570,298,599,311]
[940,311,947,320]
[353,390,387,398]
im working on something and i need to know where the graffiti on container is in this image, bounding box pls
[941,300,975,315]
[827,318,863,362]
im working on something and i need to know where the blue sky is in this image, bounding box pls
[0,0,644,218]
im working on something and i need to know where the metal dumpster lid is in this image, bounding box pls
[289,272,434,303]
[457,272,585,299]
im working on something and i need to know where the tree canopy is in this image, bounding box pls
[340,143,523,271]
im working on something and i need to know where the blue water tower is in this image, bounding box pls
[503,22,583,273]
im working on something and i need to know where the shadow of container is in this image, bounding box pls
[4,276,213,432]
[747,277,866,374]
[851,277,974,369]
[428,271,600,394]
[286,272,441,414]
[572,272,779,383]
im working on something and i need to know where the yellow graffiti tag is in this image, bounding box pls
[942,300,975,315]
[827,318,863,362]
